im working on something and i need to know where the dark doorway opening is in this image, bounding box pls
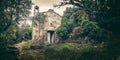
[47,31,54,44]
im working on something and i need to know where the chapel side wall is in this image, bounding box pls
[32,22,40,41]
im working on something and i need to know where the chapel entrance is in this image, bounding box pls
[47,31,55,44]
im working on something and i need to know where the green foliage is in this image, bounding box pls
[57,7,80,40]
[32,13,46,26]
[0,0,32,44]
[57,0,120,33]
[0,24,17,46]
[0,24,19,60]
[57,0,120,59]
[16,24,32,41]
[79,12,107,42]
[0,0,32,33]
[18,43,113,60]
[57,26,69,39]
[58,0,120,34]
[57,7,106,43]
[0,0,32,59]
[44,43,106,60]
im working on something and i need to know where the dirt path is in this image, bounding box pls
[14,41,28,52]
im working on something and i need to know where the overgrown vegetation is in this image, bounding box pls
[0,0,120,60]
[19,43,110,60]
[56,0,120,60]
[57,7,107,43]
[16,24,32,41]
[0,0,32,60]
[32,13,46,27]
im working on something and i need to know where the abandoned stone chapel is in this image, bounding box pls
[31,5,62,47]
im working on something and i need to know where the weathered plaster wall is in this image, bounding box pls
[32,9,61,47]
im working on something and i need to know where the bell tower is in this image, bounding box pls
[34,5,39,15]
[32,5,40,42]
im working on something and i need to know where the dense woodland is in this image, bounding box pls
[0,0,120,60]
[0,0,32,60]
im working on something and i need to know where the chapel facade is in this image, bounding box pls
[31,6,61,47]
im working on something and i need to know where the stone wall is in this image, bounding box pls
[31,9,61,47]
